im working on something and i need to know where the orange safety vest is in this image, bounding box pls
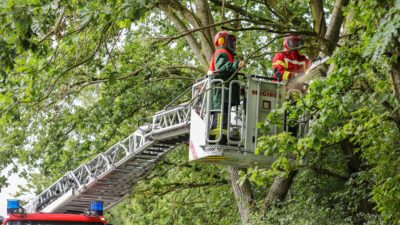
[208,48,234,74]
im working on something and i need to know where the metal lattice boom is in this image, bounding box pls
[25,104,191,213]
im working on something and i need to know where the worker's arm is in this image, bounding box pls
[272,53,290,81]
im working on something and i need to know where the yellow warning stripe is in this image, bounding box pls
[283,71,291,80]
[194,156,228,162]
[273,60,288,68]
[205,156,228,159]
[210,113,227,135]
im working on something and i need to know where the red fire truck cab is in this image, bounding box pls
[2,200,108,225]
[2,213,107,225]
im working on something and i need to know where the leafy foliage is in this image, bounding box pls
[255,0,400,224]
[0,0,399,224]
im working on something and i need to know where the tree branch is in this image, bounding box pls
[196,0,215,60]
[390,56,400,103]
[150,76,196,82]
[221,25,316,36]
[152,180,229,196]
[228,166,254,224]
[157,18,267,45]
[323,0,350,55]
[70,67,144,89]
[20,22,113,104]
[210,0,281,27]
[309,0,327,38]
[312,167,348,181]
[163,0,214,62]
[62,15,93,38]
[262,170,298,213]
[158,2,209,68]
[165,65,206,74]
[38,7,66,43]
[263,0,286,22]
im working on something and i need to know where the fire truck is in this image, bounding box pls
[2,199,108,225]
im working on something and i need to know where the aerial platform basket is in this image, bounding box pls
[189,75,305,167]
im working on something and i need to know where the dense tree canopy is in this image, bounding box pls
[0,0,399,224]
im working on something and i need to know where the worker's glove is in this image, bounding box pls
[238,60,246,68]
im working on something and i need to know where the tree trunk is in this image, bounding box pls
[340,139,362,173]
[157,4,257,222]
[309,0,327,38]
[262,170,298,211]
[390,57,400,104]
[322,0,351,75]
[196,0,215,60]
[228,166,254,224]
[390,57,400,129]
[323,0,350,56]
[158,2,209,68]
[158,0,215,69]
[309,0,327,58]
[340,139,376,224]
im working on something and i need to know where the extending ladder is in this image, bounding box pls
[25,104,191,213]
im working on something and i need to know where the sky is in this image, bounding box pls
[0,169,28,216]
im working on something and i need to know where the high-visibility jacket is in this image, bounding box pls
[208,48,236,76]
[272,49,310,81]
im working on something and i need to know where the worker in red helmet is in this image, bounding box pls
[208,30,245,144]
[272,34,310,137]
[208,31,246,76]
[272,34,310,81]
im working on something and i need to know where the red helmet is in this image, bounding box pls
[214,30,236,52]
[283,34,303,50]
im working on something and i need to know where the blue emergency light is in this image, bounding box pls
[90,201,103,216]
[7,199,20,214]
